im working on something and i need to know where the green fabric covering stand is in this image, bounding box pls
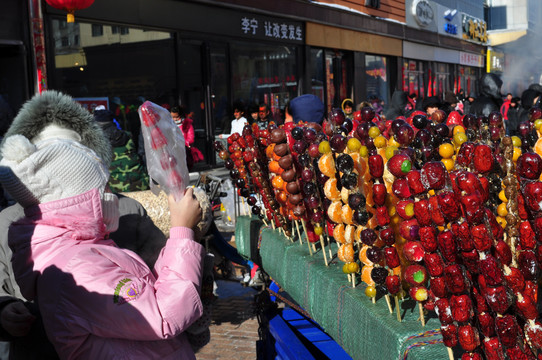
[234,216,451,360]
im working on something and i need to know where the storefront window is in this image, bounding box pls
[402,59,425,98]
[458,66,479,98]
[310,48,324,102]
[49,18,176,139]
[366,55,389,108]
[231,41,297,123]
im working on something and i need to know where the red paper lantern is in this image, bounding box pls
[45,0,95,23]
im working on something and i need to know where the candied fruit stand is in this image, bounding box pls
[236,216,450,360]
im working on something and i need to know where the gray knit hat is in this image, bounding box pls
[0,90,112,167]
[0,135,109,208]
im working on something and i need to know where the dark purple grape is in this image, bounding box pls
[213,141,224,151]
[341,119,353,134]
[336,154,354,173]
[360,229,377,246]
[366,247,383,263]
[306,196,320,209]
[348,193,366,210]
[416,129,431,145]
[291,127,303,140]
[224,158,235,169]
[490,127,501,141]
[330,134,347,152]
[311,211,323,223]
[462,114,477,129]
[412,114,428,130]
[353,210,370,225]
[519,121,532,137]
[303,128,317,142]
[360,107,375,122]
[371,267,388,285]
[356,122,370,139]
[251,205,260,215]
[236,178,246,188]
[293,140,307,154]
[267,123,278,132]
[301,168,314,182]
[434,123,449,138]
[488,112,502,128]
[394,124,414,145]
[341,173,358,190]
[230,168,240,179]
[391,119,406,135]
[303,182,316,195]
[247,196,257,206]
[329,108,345,126]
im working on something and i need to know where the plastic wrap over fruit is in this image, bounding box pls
[138,101,190,201]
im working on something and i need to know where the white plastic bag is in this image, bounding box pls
[138,101,190,201]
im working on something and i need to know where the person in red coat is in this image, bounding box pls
[171,106,204,170]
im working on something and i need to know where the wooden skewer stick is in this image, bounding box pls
[418,302,426,327]
[394,296,402,322]
[300,220,313,255]
[372,296,376,304]
[312,243,317,253]
[447,347,454,360]
[384,295,393,314]
[324,234,333,259]
[319,235,329,266]
[295,220,303,245]
[351,273,356,288]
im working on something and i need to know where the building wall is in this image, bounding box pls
[313,0,406,23]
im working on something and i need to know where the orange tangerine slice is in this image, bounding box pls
[341,204,354,224]
[359,245,374,266]
[338,243,355,263]
[333,223,346,244]
[318,153,336,178]
[355,225,364,242]
[350,152,366,176]
[361,265,375,286]
[327,201,343,223]
[324,177,341,200]
[341,187,350,204]
[269,160,281,174]
[344,225,355,244]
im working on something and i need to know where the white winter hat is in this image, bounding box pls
[0,135,109,208]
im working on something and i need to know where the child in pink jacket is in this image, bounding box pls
[0,93,206,359]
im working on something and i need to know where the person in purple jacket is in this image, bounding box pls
[0,91,206,359]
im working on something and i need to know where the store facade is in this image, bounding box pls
[5,0,488,169]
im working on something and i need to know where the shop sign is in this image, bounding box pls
[459,52,484,68]
[462,14,488,44]
[412,0,434,27]
[436,4,461,39]
[239,15,303,43]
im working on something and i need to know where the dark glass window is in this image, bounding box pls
[120,27,129,35]
[486,6,506,30]
[111,26,119,34]
[91,24,103,37]
[230,41,298,123]
[50,19,175,140]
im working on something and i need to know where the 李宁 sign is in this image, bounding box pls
[237,15,304,43]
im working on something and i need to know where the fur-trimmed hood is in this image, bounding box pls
[1,91,112,167]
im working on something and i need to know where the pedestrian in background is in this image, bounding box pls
[94,108,149,193]
[171,106,204,170]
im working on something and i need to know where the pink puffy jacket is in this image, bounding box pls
[8,189,205,359]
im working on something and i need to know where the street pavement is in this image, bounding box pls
[195,279,259,360]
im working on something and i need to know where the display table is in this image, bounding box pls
[235,216,450,360]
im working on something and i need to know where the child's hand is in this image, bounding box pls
[169,187,202,229]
